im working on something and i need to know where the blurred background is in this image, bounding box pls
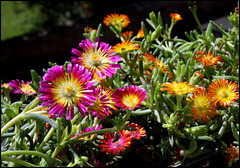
[1,1,238,83]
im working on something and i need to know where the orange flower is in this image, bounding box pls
[98,130,132,155]
[235,7,239,15]
[194,50,223,68]
[121,31,133,40]
[161,81,195,96]
[126,123,146,139]
[137,27,144,38]
[170,13,182,21]
[223,144,239,165]
[136,53,155,75]
[103,13,130,28]
[154,58,173,79]
[84,26,95,34]
[137,53,155,65]
[110,40,141,54]
[208,78,239,107]
[189,87,217,122]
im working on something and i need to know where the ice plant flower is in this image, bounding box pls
[137,53,155,75]
[223,144,239,165]
[9,79,36,95]
[121,31,133,40]
[112,85,148,110]
[161,81,195,96]
[103,13,130,28]
[170,13,182,21]
[71,38,121,80]
[88,85,118,120]
[1,82,13,95]
[110,40,141,54]
[189,87,217,122]
[39,63,96,120]
[1,83,11,89]
[154,58,173,79]
[208,78,239,107]
[98,130,132,155]
[137,27,144,39]
[194,50,223,68]
[126,123,146,139]
[87,157,105,167]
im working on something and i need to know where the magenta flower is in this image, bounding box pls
[88,85,118,120]
[98,130,132,155]
[112,85,148,110]
[87,157,105,167]
[39,63,96,120]
[9,79,36,95]
[71,37,121,81]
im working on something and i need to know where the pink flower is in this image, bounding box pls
[71,38,121,81]
[39,63,96,120]
[112,85,148,110]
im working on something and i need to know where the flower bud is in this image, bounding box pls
[190,71,204,85]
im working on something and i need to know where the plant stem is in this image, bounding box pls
[25,105,45,113]
[167,20,175,38]
[1,156,38,167]
[122,109,132,125]
[1,113,25,136]
[189,5,205,36]
[36,127,55,152]
[1,150,58,166]
[70,127,115,141]
[51,127,115,158]
[176,95,183,111]
[22,97,39,113]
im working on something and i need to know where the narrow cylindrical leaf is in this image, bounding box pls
[57,118,61,144]
[149,11,158,27]
[206,22,213,37]
[96,23,102,39]
[231,122,239,142]
[132,109,152,115]
[24,113,57,129]
[162,94,177,112]
[217,121,228,139]
[141,21,148,37]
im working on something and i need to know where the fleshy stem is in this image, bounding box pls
[167,19,176,39]
[51,127,115,158]
[122,109,132,126]
[36,127,55,152]
[1,106,45,136]
[1,113,25,136]
[121,52,134,84]
[1,156,38,167]
[189,4,205,37]
[176,95,183,111]
[1,150,60,166]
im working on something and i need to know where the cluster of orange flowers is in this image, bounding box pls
[223,144,239,165]
[102,12,239,124]
[161,78,239,122]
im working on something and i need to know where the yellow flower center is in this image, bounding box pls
[122,94,138,108]
[219,89,229,98]
[63,86,77,101]
[21,84,35,93]
[112,138,123,148]
[90,98,101,111]
[196,99,206,111]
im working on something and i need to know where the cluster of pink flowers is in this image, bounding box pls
[2,37,148,158]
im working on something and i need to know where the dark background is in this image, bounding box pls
[1,1,238,83]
